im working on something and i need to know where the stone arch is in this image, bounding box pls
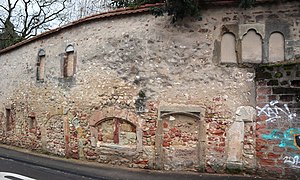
[269,32,285,63]
[221,33,237,63]
[161,111,200,120]
[242,29,262,63]
[89,107,139,127]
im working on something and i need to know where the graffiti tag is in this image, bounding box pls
[262,128,300,150]
[283,155,300,168]
[256,100,296,122]
[295,134,300,150]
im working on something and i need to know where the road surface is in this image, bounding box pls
[0,146,269,180]
[0,157,95,180]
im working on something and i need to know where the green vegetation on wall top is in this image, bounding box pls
[111,0,257,22]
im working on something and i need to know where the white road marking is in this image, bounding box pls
[0,172,36,180]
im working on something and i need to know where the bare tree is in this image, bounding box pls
[0,0,119,49]
[0,0,68,45]
[64,0,113,21]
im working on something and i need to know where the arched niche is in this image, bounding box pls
[242,29,262,63]
[63,44,75,77]
[96,118,137,146]
[65,44,74,53]
[88,108,142,152]
[37,49,46,81]
[269,32,285,62]
[221,33,237,63]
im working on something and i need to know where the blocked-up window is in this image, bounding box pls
[241,29,262,63]
[63,45,75,78]
[97,118,137,145]
[269,32,285,62]
[221,33,237,63]
[37,49,45,81]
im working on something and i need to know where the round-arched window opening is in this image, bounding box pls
[97,118,137,146]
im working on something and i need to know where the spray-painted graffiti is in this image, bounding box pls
[295,134,300,149]
[283,155,300,168]
[262,128,300,150]
[256,100,296,123]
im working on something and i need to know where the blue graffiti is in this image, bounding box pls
[262,128,300,150]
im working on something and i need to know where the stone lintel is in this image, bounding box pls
[159,105,202,113]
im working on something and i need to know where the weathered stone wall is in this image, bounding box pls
[0,1,299,177]
[256,64,300,179]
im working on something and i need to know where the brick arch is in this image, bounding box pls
[89,107,139,128]
[96,117,137,145]
[95,117,136,128]
[89,107,142,151]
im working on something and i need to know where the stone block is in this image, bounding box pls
[227,121,244,162]
[226,161,243,174]
[235,106,256,122]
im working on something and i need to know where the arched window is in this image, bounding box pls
[221,33,237,63]
[242,29,262,63]
[97,118,137,146]
[63,44,76,77]
[269,32,285,62]
[37,49,46,81]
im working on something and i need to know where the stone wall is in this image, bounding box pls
[0,1,299,178]
[256,64,300,179]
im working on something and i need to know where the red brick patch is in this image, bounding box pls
[267,152,281,159]
[257,87,272,95]
[260,158,275,166]
[273,146,285,153]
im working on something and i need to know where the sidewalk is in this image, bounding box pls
[0,144,269,180]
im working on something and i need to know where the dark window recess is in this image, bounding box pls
[28,113,36,130]
[135,90,147,113]
[37,49,46,81]
[63,45,75,78]
[6,108,11,131]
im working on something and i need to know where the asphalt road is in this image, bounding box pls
[0,157,95,180]
[0,146,270,180]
